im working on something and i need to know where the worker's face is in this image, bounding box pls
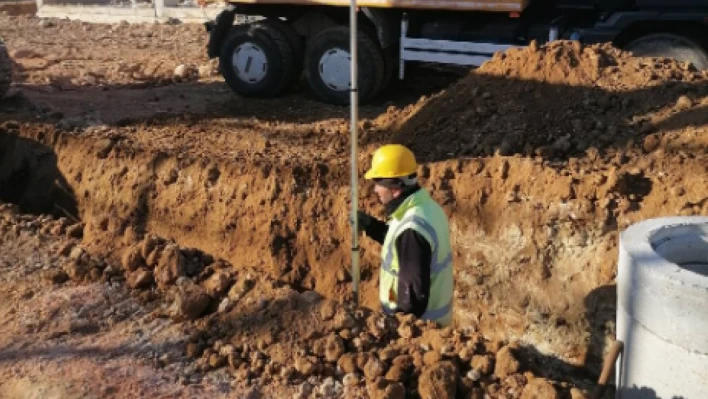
[374,183,401,205]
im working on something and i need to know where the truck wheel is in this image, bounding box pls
[625,33,708,70]
[0,40,11,99]
[263,18,304,89]
[219,22,295,98]
[304,27,385,105]
[379,45,398,96]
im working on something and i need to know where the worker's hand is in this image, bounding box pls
[357,210,374,231]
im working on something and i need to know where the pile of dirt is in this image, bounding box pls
[375,41,708,160]
[108,219,584,398]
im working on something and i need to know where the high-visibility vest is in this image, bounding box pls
[379,189,454,327]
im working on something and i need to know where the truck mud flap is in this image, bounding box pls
[206,7,236,59]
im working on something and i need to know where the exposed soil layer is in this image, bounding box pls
[1,14,708,399]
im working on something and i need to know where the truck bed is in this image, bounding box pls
[226,0,530,13]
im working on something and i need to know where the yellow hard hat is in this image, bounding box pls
[364,144,418,180]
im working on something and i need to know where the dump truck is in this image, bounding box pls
[204,0,708,105]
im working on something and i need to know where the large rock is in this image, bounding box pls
[367,378,406,399]
[320,300,337,320]
[227,275,254,301]
[202,271,232,298]
[385,364,407,382]
[64,259,88,281]
[337,353,358,374]
[494,346,521,379]
[333,310,356,330]
[127,269,154,289]
[173,64,196,80]
[471,354,494,375]
[66,223,83,238]
[418,361,458,399]
[364,357,386,380]
[170,283,211,320]
[521,378,559,399]
[69,246,85,261]
[146,246,162,268]
[93,139,115,159]
[423,351,442,366]
[295,356,316,377]
[155,245,187,288]
[324,335,345,362]
[140,236,159,259]
[121,246,144,272]
[397,321,415,339]
[198,64,213,79]
[342,373,360,387]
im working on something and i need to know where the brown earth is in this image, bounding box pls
[3,14,213,88]
[1,13,708,399]
[0,204,292,398]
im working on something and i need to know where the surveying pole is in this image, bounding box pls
[349,0,360,306]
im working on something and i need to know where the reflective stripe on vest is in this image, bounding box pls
[381,215,451,275]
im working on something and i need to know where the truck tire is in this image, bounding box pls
[264,18,304,89]
[304,27,385,105]
[0,40,11,99]
[379,45,398,96]
[219,22,295,98]
[625,33,708,70]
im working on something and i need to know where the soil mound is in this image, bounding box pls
[381,41,708,161]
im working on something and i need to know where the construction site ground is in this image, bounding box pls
[1,13,707,399]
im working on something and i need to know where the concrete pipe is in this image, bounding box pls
[616,216,708,399]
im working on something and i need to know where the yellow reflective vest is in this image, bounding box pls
[379,189,453,327]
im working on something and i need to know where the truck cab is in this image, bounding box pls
[204,0,708,105]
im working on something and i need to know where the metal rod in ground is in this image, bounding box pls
[349,0,360,306]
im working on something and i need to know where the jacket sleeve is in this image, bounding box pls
[395,229,432,317]
[364,217,388,245]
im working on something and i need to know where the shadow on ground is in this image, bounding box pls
[369,73,708,163]
[0,129,78,220]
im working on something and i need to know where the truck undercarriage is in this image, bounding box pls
[205,0,708,104]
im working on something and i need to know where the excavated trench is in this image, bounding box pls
[0,121,631,379]
[3,105,708,387]
[0,123,379,301]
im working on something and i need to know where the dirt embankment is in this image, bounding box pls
[366,41,708,370]
[1,15,708,398]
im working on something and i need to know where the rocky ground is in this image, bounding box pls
[0,204,581,399]
[0,204,273,398]
[1,13,708,399]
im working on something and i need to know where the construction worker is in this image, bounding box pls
[358,144,454,327]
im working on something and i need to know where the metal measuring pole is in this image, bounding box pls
[349,0,360,306]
